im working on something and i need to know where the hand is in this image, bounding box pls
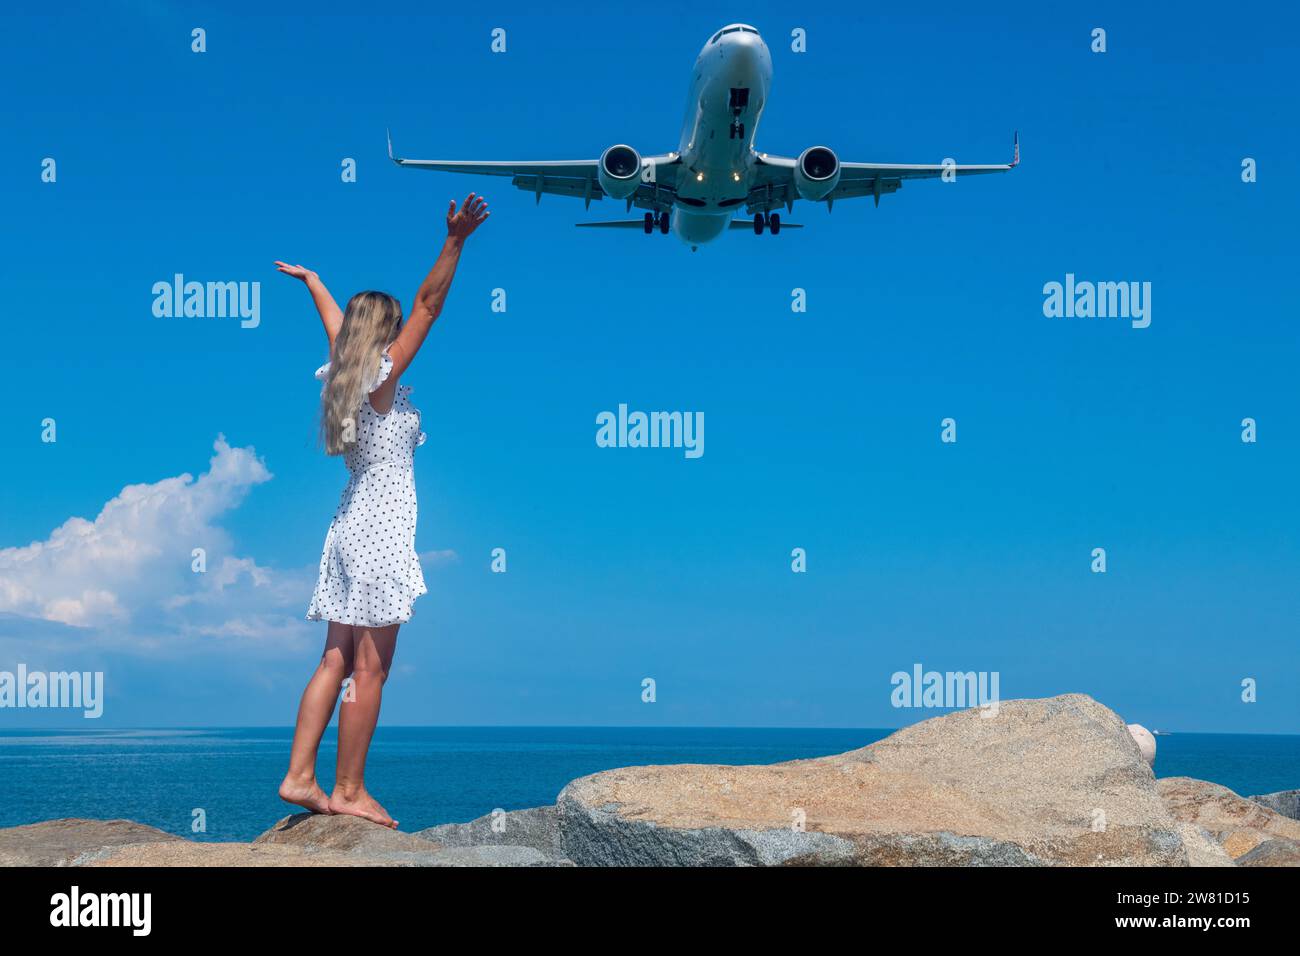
[446,193,489,239]
[274,261,317,282]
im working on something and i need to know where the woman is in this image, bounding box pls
[274,193,489,828]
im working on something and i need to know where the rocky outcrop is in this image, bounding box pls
[416,806,568,862]
[0,819,183,867]
[2,696,1292,867]
[254,812,447,863]
[0,814,564,867]
[1235,839,1300,867]
[1171,823,1235,867]
[1158,777,1300,863]
[1249,789,1300,821]
[87,841,416,867]
[258,812,566,867]
[558,694,1194,866]
[1126,724,1156,765]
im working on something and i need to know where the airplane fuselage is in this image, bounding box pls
[670,24,772,245]
[392,23,1016,247]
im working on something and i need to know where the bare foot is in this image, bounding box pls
[278,775,333,815]
[328,787,397,828]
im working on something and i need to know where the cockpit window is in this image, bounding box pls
[712,25,759,44]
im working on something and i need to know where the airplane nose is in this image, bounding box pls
[722,32,763,73]
[728,31,761,56]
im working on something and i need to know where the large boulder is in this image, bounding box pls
[416,806,568,861]
[418,845,568,867]
[1158,777,1300,862]
[1171,823,1235,867]
[0,819,183,866]
[253,813,565,866]
[558,694,1193,866]
[1235,839,1300,867]
[86,841,413,867]
[1250,790,1300,821]
[0,813,566,867]
[1126,724,1156,765]
[255,812,443,860]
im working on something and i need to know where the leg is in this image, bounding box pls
[329,623,400,827]
[279,621,356,813]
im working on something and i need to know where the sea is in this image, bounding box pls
[1,727,1296,842]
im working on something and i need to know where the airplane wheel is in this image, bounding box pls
[769,213,781,235]
[658,213,669,235]
[643,212,654,234]
[753,213,764,235]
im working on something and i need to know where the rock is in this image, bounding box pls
[7,697,1288,869]
[416,806,566,860]
[1158,777,1300,862]
[1249,790,1300,821]
[87,842,409,867]
[558,694,1194,866]
[0,819,183,867]
[421,845,571,867]
[0,813,563,867]
[1172,823,1235,867]
[88,839,566,867]
[253,813,566,866]
[1235,838,1300,867]
[1126,724,1156,765]
[253,811,447,863]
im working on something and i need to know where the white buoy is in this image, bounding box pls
[1127,723,1156,765]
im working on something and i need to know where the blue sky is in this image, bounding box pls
[1,1,1297,732]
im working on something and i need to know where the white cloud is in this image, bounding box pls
[0,435,314,655]
[0,435,456,662]
[419,548,459,568]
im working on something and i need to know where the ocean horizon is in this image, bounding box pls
[3,726,1297,842]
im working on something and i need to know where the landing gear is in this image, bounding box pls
[753,212,781,235]
[753,212,764,235]
[658,212,669,234]
[643,212,654,234]
[728,89,749,140]
[645,211,670,235]
[769,212,781,235]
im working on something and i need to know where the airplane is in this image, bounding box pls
[387,23,1018,250]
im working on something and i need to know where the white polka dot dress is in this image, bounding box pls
[306,350,428,628]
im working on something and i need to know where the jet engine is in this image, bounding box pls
[598,144,643,200]
[793,146,840,201]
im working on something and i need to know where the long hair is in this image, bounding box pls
[320,291,403,455]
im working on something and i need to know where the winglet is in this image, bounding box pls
[1011,131,1019,168]
[386,128,398,164]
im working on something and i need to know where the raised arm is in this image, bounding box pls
[388,193,489,380]
[275,262,344,349]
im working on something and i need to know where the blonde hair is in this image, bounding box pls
[320,291,403,455]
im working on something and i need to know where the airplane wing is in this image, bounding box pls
[388,130,682,211]
[748,133,1018,213]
